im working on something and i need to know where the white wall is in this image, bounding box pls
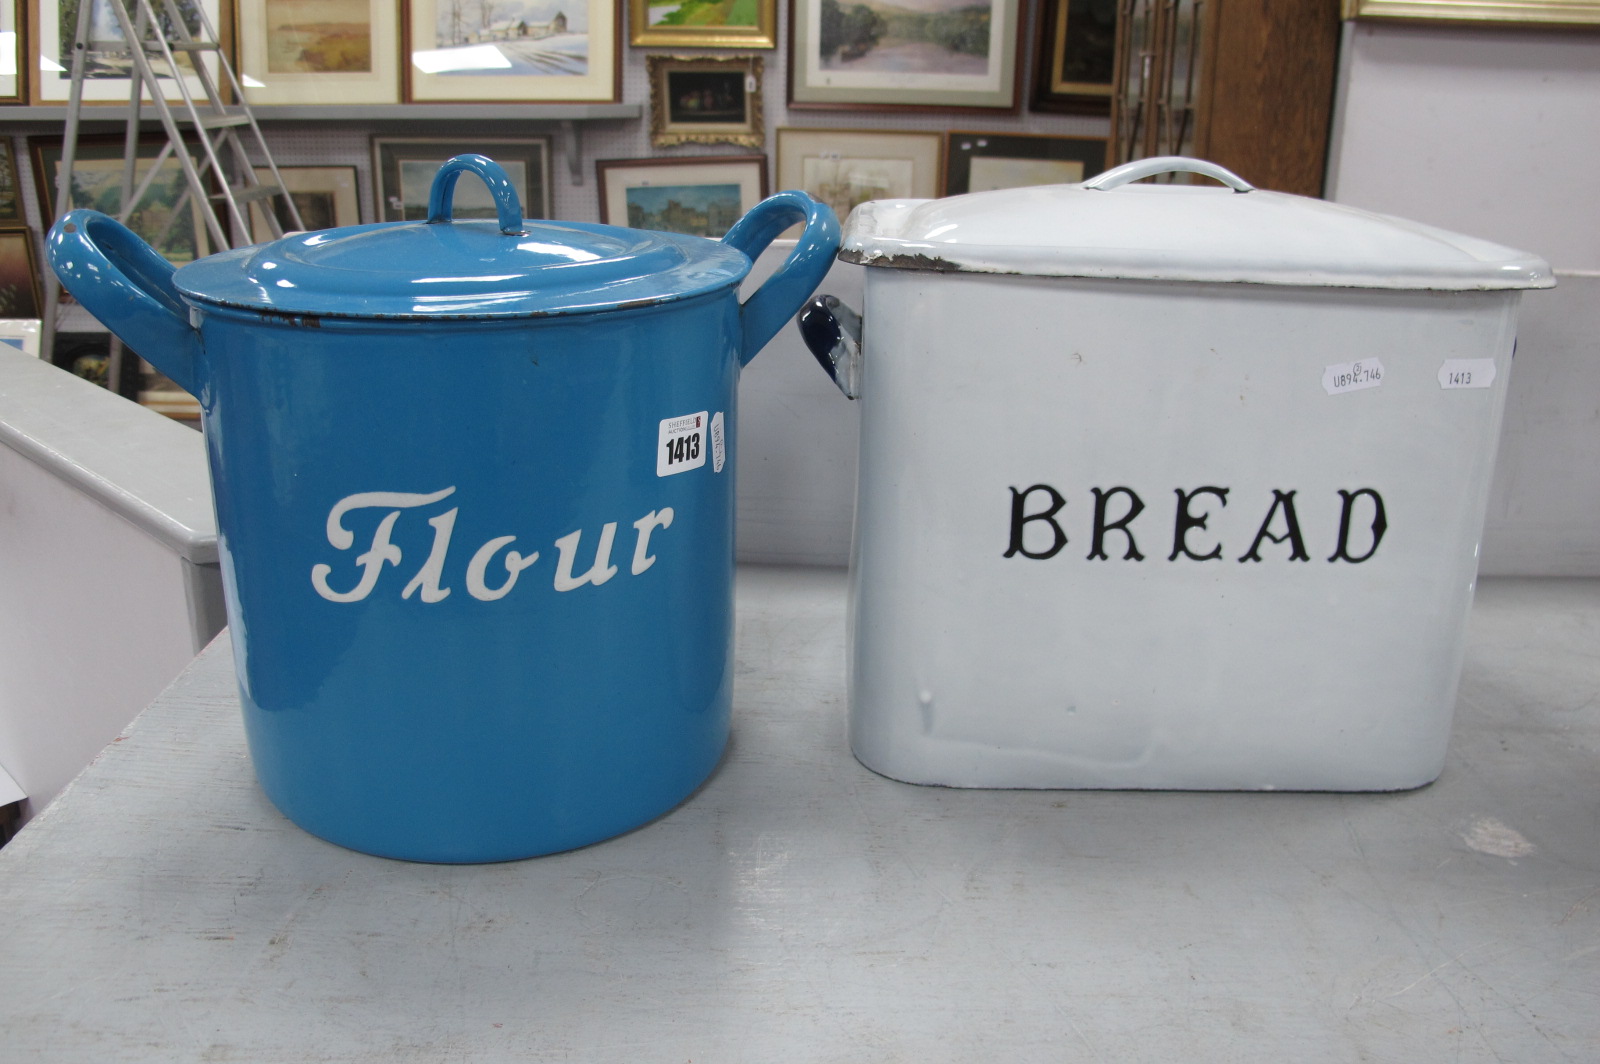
[1327,19,1600,575]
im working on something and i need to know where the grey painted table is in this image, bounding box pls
[1,568,1596,1063]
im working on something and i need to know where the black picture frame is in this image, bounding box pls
[943,131,1108,195]
[372,137,553,221]
[1030,0,1117,114]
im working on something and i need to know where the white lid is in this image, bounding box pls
[838,157,1554,291]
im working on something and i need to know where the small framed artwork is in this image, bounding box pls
[405,0,618,103]
[944,131,1107,195]
[0,0,21,102]
[373,137,551,221]
[0,140,22,223]
[648,54,763,148]
[250,165,362,241]
[0,317,42,358]
[776,127,942,225]
[236,0,401,104]
[30,134,213,265]
[596,154,767,238]
[629,0,777,49]
[31,0,226,103]
[1031,0,1116,114]
[0,230,42,320]
[787,0,1023,112]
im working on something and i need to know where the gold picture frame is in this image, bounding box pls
[1343,0,1600,24]
[648,54,764,148]
[629,0,776,48]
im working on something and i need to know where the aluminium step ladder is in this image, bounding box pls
[40,0,304,387]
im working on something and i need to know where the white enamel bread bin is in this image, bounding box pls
[796,157,1554,791]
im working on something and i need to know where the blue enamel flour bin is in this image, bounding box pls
[48,156,840,862]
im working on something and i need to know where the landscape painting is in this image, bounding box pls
[625,183,742,237]
[374,138,551,220]
[788,0,1018,109]
[264,0,372,73]
[630,0,775,48]
[36,0,221,101]
[31,136,208,264]
[817,0,990,75]
[419,0,588,76]
[237,0,398,102]
[407,0,616,101]
[596,155,766,235]
[646,0,758,30]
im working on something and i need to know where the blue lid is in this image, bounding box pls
[173,154,753,320]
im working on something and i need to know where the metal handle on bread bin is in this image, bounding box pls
[1084,157,1255,193]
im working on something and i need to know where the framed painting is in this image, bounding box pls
[787,0,1022,112]
[647,54,763,148]
[236,0,401,104]
[775,127,942,225]
[0,317,42,357]
[373,137,551,221]
[596,154,766,238]
[405,0,618,102]
[31,0,226,103]
[0,139,22,223]
[629,0,776,48]
[1031,0,1115,113]
[0,0,21,101]
[0,230,42,320]
[30,134,212,264]
[250,164,362,240]
[943,131,1107,194]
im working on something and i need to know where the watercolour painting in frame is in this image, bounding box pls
[596,154,766,238]
[30,134,212,264]
[236,0,401,104]
[629,0,776,48]
[943,131,1107,194]
[787,0,1022,111]
[775,127,941,227]
[250,164,362,239]
[648,54,763,148]
[31,0,225,103]
[373,137,551,221]
[405,0,618,102]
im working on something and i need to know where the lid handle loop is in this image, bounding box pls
[428,154,526,235]
[1083,156,1254,193]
